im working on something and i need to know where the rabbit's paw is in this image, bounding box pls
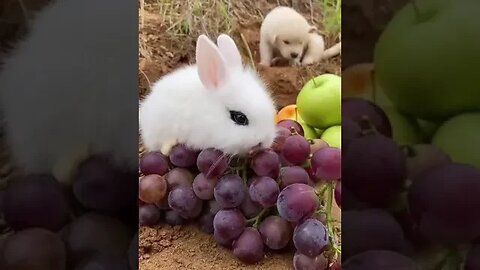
[160,140,177,156]
[53,144,91,186]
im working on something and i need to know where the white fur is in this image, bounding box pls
[301,33,326,65]
[301,34,341,65]
[259,6,314,66]
[139,34,277,156]
[0,0,138,182]
[322,42,341,60]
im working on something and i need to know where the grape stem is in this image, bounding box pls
[318,181,341,258]
[247,207,270,228]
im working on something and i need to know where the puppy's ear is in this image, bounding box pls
[308,26,318,34]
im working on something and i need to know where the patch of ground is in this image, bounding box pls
[139,225,293,270]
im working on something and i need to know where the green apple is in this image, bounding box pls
[295,112,318,139]
[315,128,324,137]
[383,106,423,146]
[432,113,480,170]
[416,119,442,142]
[302,124,318,140]
[374,0,480,120]
[296,74,341,129]
[320,125,341,148]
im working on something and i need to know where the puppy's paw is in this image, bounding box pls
[259,61,271,67]
[301,59,315,66]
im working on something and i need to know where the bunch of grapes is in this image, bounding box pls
[139,119,342,269]
[0,157,138,269]
[341,97,480,269]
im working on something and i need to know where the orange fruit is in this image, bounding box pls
[342,63,374,98]
[276,104,300,123]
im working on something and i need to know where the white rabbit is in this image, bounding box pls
[139,34,277,156]
[0,0,138,184]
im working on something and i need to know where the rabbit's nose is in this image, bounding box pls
[290,52,298,58]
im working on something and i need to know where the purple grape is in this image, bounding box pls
[165,168,193,189]
[214,174,246,208]
[139,204,162,226]
[240,193,263,219]
[198,211,215,234]
[232,228,264,264]
[343,133,406,206]
[213,209,246,242]
[404,144,451,181]
[311,147,341,180]
[277,183,319,223]
[258,215,292,250]
[282,135,310,165]
[3,174,69,231]
[278,166,310,189]
[293,219,329,257]
[343,118,362,151]
[197,148,229,177]
[293,252,328,270]
[168,187,202,219]
[1,228,66,270]
[343,250,417,269]
[342,97,392,137]
[306,166,321,184]
[342,209,405,260]
[251,149,281,178]
[272,126,292,152]
[335,181,341,208]
[62,213,130,265]
[249,176,280,208]
[466,243,480,270]
[280,154,295,167]
[155,195,170,210]
[73,156,137,212]
[207,200,222,215]
[139,174,167,204]
[192,173,217,200]
[140,151,169,176]
[277,119,304,136]
[169,144,199,168]
[309,139,329,154]
[408,163,480,243]
[75,253,130,270]
[164,210,186,225]
[214,231,234,248]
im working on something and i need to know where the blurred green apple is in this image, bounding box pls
[374,0,480,120]
[383,106,423,146]
[432,113,480,169]
[296,74,341,129]
[320,125,341,149]
[416,119,442,142]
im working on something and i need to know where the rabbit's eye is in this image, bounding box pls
[283,40,290,45]
[230,111,249,126]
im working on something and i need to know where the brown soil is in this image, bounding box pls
[138,0,341,269]
[139,225,293,270]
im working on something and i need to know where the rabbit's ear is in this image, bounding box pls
[196,34,228,90]
[217,34,242,69]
